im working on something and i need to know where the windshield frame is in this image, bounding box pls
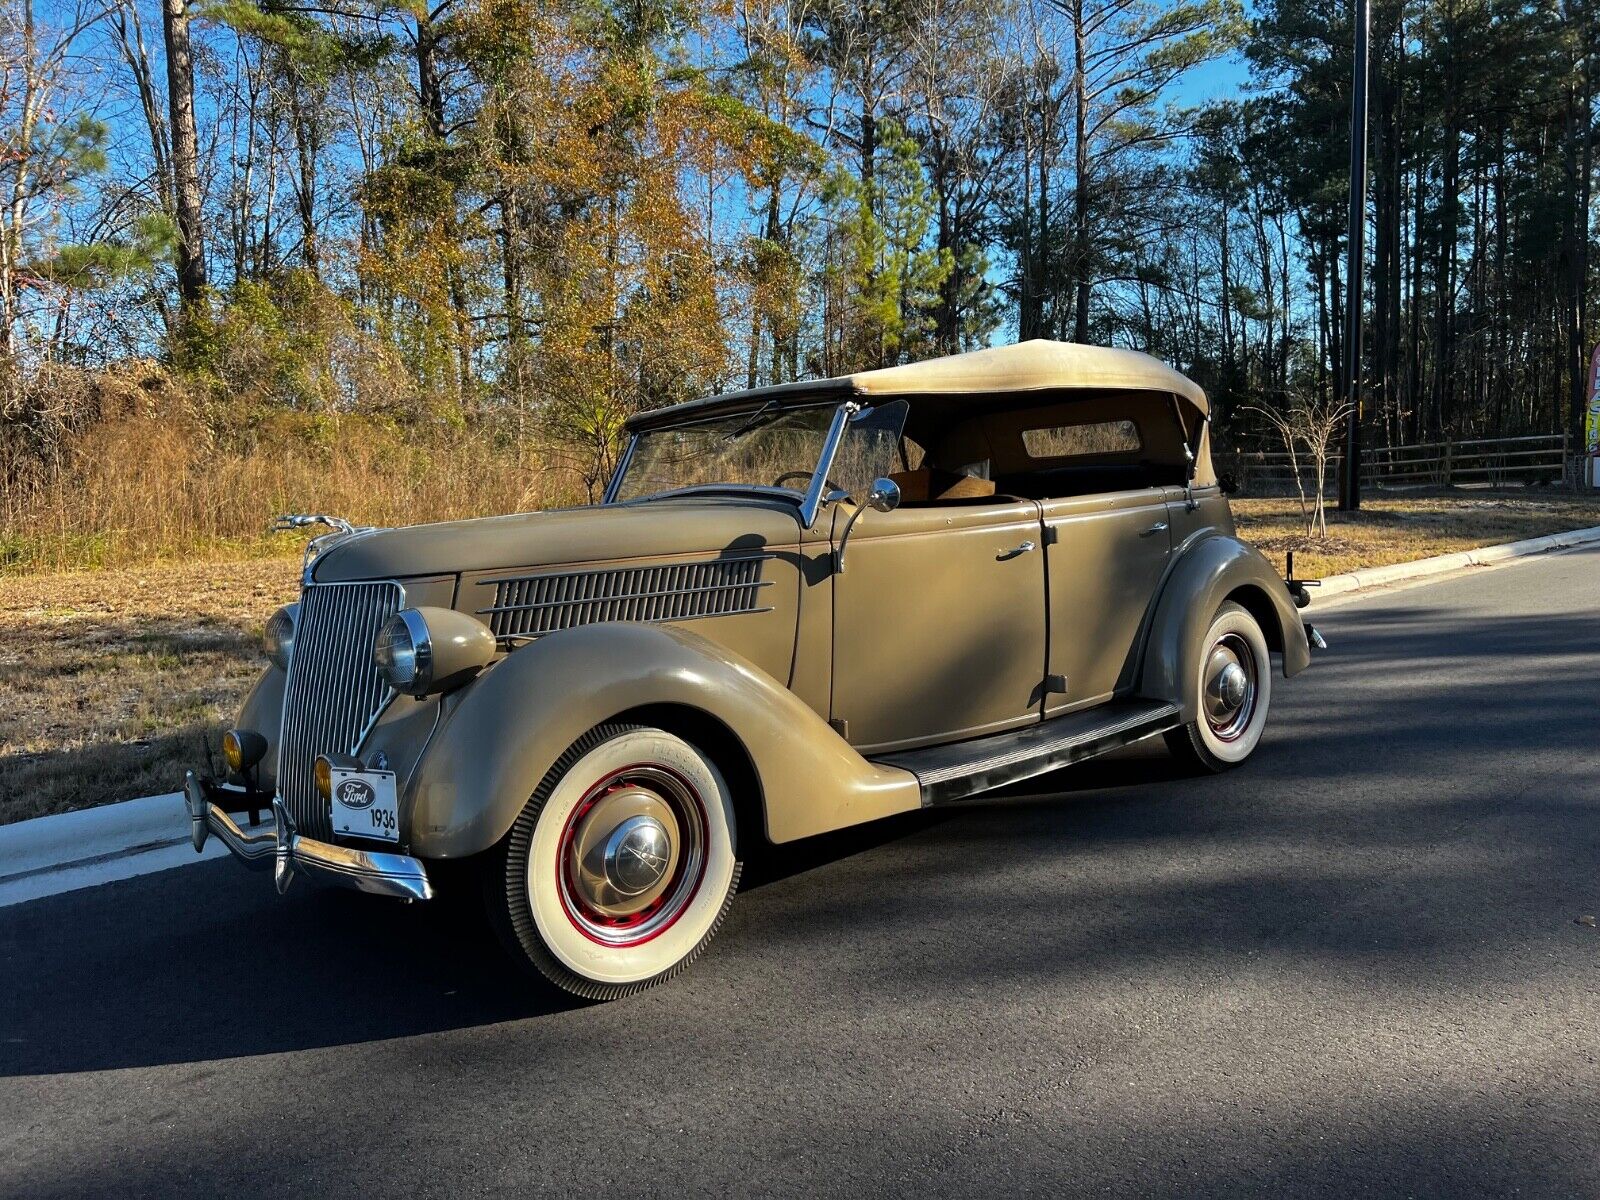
[603,400,861,526]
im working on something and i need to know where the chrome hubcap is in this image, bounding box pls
[604,815,672,896]
[1203,635,1257,741]
[1216,662,1248,710]
[557,765,707,946]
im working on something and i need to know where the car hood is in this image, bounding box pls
[309,494,806,583]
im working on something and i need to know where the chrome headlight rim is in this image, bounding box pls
[264,602,299,671]
[375,608,433,696]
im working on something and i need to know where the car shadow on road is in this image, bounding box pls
[0,807,985,1077]
[4,592,1594,1078]
[0,861,563,1076]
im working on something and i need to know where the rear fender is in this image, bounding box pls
[1138,533,1310,721]
[406,622,921,858]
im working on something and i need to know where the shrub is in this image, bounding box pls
[0,363,585,573]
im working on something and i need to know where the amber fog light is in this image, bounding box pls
[314,755,332,800]
[222,729,268,774]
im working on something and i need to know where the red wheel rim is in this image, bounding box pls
[554,763,708,947]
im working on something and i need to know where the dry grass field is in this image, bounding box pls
[3,492,1597,825]
[1231,494,1600,577]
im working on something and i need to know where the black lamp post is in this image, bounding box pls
[1339,0,1370,511]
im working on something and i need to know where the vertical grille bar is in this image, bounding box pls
[276,581,403,839]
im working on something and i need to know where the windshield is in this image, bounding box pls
[611,401,907,505]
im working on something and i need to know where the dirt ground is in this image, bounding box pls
[0,558,301,825]
[4,491,1598,824]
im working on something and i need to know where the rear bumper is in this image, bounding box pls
[183,771,433,902]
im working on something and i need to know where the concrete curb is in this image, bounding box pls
[0,792,224,908]
[1313,523,1600,599]
[3,520,1597,905]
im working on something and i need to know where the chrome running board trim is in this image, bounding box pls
[871,701,1182,807]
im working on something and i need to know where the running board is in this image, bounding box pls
[871,701,1182,807]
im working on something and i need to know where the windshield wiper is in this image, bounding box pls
[724,399,780,441]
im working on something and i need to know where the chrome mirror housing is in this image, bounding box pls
[835,477,902,574]
[866,478,901,513]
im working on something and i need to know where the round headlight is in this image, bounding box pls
[375,609,433,695]
[264,603,298,670]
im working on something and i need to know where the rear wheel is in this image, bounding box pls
[1164,600,1272,773]
[486,724,741,1000]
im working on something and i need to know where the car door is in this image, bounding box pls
[829,499,1047,753]
[1039,488,1172,716]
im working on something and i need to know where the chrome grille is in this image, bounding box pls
[477,556,771,642]
[277,581,403,839]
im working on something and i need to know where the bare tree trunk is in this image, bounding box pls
[1036,109,1054,339]
[1071,0,1091,343]
[112,2,172,214]
[1019,121,1037,340]
[1219,194,1233,375]
[414,1,472,399]
[1434,11,1460,438]
[416,4,447,140]
[1407,152,1425,439]
[161,0,207,311]
[1565,12,1594,443]
[285,63,321,277]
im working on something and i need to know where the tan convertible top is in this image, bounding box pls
[627,339,1208,431]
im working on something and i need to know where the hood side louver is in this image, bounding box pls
[476,555,772,642]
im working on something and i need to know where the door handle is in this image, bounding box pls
[1141,522,1168,537]
[997,540,1037,560]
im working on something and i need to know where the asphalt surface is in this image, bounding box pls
[2,545,1597,1197]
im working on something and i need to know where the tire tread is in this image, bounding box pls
[1164,600,1269,774]
[483,722,741,1002]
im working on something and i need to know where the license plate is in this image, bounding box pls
[328,768,400,843]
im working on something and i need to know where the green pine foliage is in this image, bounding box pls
[0,0,1596,568]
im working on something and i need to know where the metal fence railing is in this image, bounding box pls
[1220,433,1576,495]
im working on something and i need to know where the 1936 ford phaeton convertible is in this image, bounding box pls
[185,339,1319,999]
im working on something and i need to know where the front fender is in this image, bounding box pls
[406,622,921,858]
[236,666,286,789]
[1138,533,1311,721]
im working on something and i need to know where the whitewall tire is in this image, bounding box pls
[1164,601,1272,772]
[487,724,741,1000]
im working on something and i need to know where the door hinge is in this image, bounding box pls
[1044,674,1069,694]
[1042,526,1059,545]
[828,717,849,739]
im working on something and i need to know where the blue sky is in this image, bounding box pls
[1177,51,1255,106]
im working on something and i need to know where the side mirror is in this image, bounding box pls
[835,478,901,574]
[866,477,901,512]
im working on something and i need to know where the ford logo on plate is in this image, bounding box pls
[336,778,377,810]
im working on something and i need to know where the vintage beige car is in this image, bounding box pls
[185,339,1321,999]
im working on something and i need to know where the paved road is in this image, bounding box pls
[3,546,1597,1197]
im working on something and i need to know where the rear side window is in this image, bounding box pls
[1021,419,1141,459]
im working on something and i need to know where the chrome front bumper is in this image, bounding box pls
[183,771,433,902]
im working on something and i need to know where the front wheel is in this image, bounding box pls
[486,724,741,1000]
[1164,600,1272,773]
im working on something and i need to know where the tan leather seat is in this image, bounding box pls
[887,466,997,503]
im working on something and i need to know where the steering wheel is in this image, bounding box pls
[772,470,844,494]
